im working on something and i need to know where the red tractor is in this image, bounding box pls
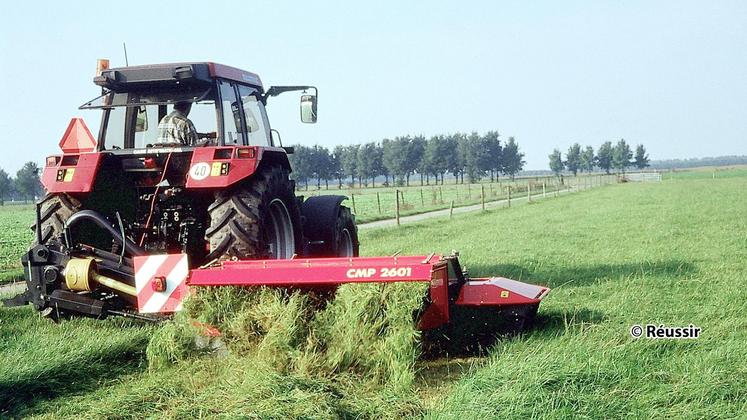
[8,61,357,319]
[6,61,549,341]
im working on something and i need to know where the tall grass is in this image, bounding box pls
[139,281,429,418]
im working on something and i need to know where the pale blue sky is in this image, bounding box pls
[1,1,745,174]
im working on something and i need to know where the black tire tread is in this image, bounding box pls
[335,206,359,257]
[205,166,302,261]
[31,193,81,245]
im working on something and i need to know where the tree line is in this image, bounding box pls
[648,155,747,170]
[0,162,42,205]
[288,132,526,188]
[548,139,649,176]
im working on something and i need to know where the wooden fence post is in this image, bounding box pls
[376,192,381,214]
[449,200,454,219]
[420,189,424,206]
[351,193,357,214]
[481,185,485,210]
[395,190,400,226]
[527,182,532,202]
[507,186,511,207]
[543,181,546,197]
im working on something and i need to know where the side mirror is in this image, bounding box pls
[300,94,317,124]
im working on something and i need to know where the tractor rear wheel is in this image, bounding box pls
[205,166,303,261]
[25,194,81,319]
[31,193,82,245]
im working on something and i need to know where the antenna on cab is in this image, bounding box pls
[123,42,129,66]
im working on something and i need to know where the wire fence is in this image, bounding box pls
[303,174,618,223]
[623,172,663,182]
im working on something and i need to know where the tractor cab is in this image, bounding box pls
[80,62,301,151]
[36,61,322,268]
[42,61,319,196]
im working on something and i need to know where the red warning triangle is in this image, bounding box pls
[59,118,97,153]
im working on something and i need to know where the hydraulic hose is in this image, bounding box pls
[65,210,146,256]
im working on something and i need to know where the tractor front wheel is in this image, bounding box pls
[334,206,359,257]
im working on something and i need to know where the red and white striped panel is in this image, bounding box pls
[133,254,190,314]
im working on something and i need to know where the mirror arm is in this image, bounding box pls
[263,86,317,104]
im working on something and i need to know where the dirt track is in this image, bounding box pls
[0,281,26,296]
[358,184,581,229]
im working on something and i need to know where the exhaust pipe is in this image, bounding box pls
[64,258,136,296]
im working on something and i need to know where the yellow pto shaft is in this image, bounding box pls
[64,258,136,296]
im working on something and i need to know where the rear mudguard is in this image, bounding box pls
[41,145,293,193]
[41,152,103,193]
[301,195,355,256]
[185,147,290,189]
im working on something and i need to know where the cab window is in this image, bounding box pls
[219,81,242,145]
[100,88,218,149]
[238,85,271,146]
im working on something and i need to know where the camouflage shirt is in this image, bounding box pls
[155,110,198,145]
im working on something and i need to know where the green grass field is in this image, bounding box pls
[0,204,33,283]
[1,168,745,418]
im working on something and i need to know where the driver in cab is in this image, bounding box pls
[156,101,216,146]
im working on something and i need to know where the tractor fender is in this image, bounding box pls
[186,146,291,189]
[301,195,350,255]
[41,152,103,193]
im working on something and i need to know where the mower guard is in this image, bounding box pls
[135,253,550,330]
